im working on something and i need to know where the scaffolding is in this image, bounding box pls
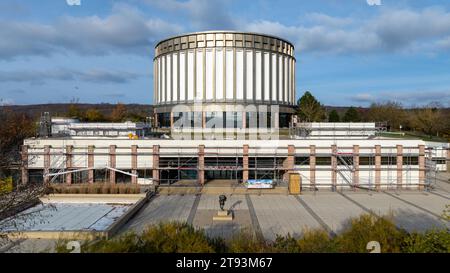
[156,146,286,186]
[27,142,437,191]
[289,122,379,139]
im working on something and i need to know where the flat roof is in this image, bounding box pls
[24,137,428,148]
[155,30,295,49]
[1,203,130,232]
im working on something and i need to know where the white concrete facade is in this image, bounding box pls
[21,138,434,190]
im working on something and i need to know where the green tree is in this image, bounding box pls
[343,107,361,122]
[66,104,83,119]
[410,103,446,137]
[296,91,326,122]
[85,108,105,122]
[328,110,340,122]
[65,98,84,119]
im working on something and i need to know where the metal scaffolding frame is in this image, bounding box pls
[26,142,438,190]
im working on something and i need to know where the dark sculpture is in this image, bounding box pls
[219,195,227,211]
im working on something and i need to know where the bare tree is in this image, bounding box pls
[365,101,406,130]
[0,183,52,242]
[0,106,53,251]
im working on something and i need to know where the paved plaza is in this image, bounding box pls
[3,176,449,252]
[124,189,449,241]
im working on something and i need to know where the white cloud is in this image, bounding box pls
[143,0,236,30]
[0,98,15,106]
[0,3,183,60]
[350,90,450,106]
[0,68,143,85]
[350,93,376,103]
[305,13,354,27]
[244,7,450,54]
[2,3,450,60]
[434,36,450,50]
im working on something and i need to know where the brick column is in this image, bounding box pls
[21,145,29,185]
[243,144,249,183]
[447,148,450,173]
[198,145,205,185]
[310,145,316,189]
[418,145,425,190]
[131,145,138,184]
[154,112,159,128]
[353,145,359,188]
[43,145,51,184]
[396,145,403,189]
[283,145,295,182]
[375,145,381,191]
[65,145,73,184]
[202,112,206,128]
[87,145,94,183]
[109,145,116,184]
[274,112,279,129]
[170,112,174,129]
[331,145,337,190]
[242,111,246,129]
[152,145,160,185]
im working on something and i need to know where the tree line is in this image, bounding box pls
[296,91,450,139]
[65,102,149,122]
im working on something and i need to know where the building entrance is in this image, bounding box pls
[205,170,242,182]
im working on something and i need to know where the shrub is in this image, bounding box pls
[139,222,215,253]
[402,229,450,253]
[49,183,141,194]
[334,214,407,253]
[297,229,336,253]
[0,177,13,194]
[226,229,269,253]
[84,232,142,253]
[53,218,449,253]
[80,185,89,194]
[87,184,95,194]
[95,183,102,194]
[111,184,118,194]
[54,239,72,253]
[272,234,301,253]
[207,236,228,253]
[118,184,127,194]
[442,205,450,221]
[69,186,80,194]
[101,184,110,194]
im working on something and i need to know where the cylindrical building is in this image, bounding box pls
[153,31,296,128]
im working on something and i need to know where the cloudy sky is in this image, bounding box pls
[0,0,449,107]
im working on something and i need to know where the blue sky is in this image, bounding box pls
[0,0,449,107]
